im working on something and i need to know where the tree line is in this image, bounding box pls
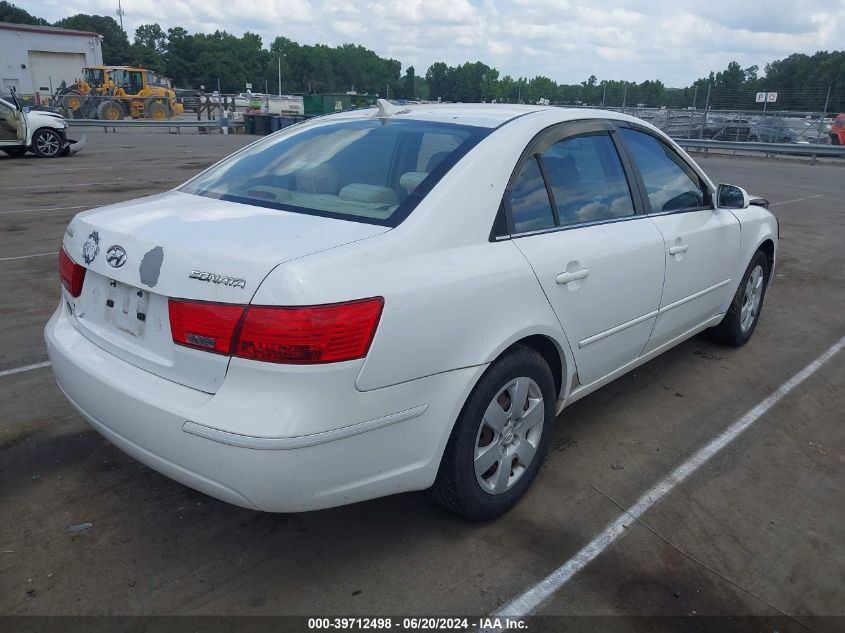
[2,1,842,111]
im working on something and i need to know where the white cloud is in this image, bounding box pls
[26,0,845,86]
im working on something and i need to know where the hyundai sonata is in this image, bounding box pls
[46,102,777,519]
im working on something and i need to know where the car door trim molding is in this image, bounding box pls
[578,310,659,348]
[658,279,732,314]
[183,404,429,450]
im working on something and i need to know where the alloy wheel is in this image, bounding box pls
[35,132,60,157]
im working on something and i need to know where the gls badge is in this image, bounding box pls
[106,245,127,268]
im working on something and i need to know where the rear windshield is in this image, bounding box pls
[180,118,491,227]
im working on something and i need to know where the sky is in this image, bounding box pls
[24,0,845,87]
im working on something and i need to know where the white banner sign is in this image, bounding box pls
[756,91,778,103]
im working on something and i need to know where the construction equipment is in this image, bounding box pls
[55,66,112,111]
[57,66,184,121]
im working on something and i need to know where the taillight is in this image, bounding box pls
[168,300,245,354]
[168,297,384,364]
[236,298,384,364]
[59,247,86,297]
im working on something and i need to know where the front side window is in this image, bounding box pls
[181,119,490,226]
[619,127,709,213]
[539,133,635,226]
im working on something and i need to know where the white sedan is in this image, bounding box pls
[46,102,777,519]
[0,91,86,157]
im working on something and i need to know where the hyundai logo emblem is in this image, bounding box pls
[106,245,127,268]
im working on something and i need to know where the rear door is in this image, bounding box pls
[616,125,740,353]
[505,120,666,387]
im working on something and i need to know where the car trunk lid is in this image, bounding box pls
[62,191,389,392]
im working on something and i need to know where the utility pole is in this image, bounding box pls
[819,85,831,142]
[622,81,628,108]
[602,82,607,107]
[116,0,125,31]
[278,57,282,98]
[700,83,712,139]
[688,85,699,139]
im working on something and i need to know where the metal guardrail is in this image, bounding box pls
[67,118,232,133]
[676,138,844,164]
[64,119,844,163]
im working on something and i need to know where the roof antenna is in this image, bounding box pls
[374,98,408,118]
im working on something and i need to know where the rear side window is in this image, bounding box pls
[539,134,635,226]
[509,157,555,233]
[181,119,490,227]
[619,127,709,213]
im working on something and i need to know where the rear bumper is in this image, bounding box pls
[45,302,484,512]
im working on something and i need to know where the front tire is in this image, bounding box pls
[146,101,169,120]
[97,100,123,121]
[62,90,84,110]
[431,346,556,520]
[709,250,769,346]
[32,129,63,158]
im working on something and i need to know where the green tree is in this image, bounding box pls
[53,14,130,64]
[403,66,416,100]
[129,23,167,72]
[0,1,48,25]
[425,62,449,101]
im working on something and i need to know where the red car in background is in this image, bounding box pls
[831,114,845,145]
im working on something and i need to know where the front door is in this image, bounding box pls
[504,122,666,386]
[0,100,23,144]
[616,126,740,352]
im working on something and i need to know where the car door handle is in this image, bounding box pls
[669,244,689,255]
[556,268,589,285]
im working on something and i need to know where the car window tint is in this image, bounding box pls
[509,156,555,233]
[620,128,707,212]
[417,133,461,172]
[180,119,490,227]
[540,133,634,226]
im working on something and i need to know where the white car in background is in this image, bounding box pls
[0,90,86,158]
[46,102,777,519]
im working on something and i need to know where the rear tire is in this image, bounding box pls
[430,346,556,520]
[708,250,769,346]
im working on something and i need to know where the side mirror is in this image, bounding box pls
[717,184,749,209]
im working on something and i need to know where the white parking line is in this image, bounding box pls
[0,180,124,191]
[487,334,845,625]
[0,252,56,262]
[0,361,51,378]
[769,194,823,207]
[0,204,93,216]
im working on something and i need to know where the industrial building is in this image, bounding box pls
[0,22,103,98]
